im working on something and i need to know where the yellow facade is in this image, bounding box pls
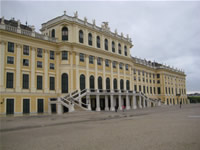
[0,13,187,115]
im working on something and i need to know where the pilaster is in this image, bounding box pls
[86,55,89,89]
[0,41,5,92]
[44,49,49,93]
[96,95,100,111]
[31,47,36,92]
[15,44,22,92]
[105,95,109,111]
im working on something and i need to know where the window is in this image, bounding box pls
[7,56,14,64]
[50,51,54,60]
[23,45,29,55]
[6,72,14,88]
[134,76,136,81]
[88,33,92,46]
[8,42,14,53]
[138,70,140,75]
[157,74,160,78]
[62,51,68,60]
[62,73,68,93]
[23,74,29,89]
[139,85,141,91]
[80,74,85,91]
[154,87,156,94]
[106,78,110,90]
[125,64,128,70]
[112,41,115,52]
[157,80,160,84]
[134,85,137,91]
[80,53,84,62]
[79,30,83,43]
[120,79,124,90]
[104,39,108,50]
[157,87,161,94]
[143,86,146,93]
[52,29,55,38]
[118,43,121,54]
[98,77,102,90]
[37,48,42,58]
[96,36,100,48]
[23,59,29,66]
[124,46,127,56]
[134,69,136,74]
[113,79,117,90]
[50,77,55,90]
[89,76,95,89]
[105,59,109,67]
[50,63,54,70]
[142,71,145,76]
[150,87,152,94]
[62,27,68,41]
[119,63,123,69]
[97,57,102,65]
[37,75,43,90]
[126,80,130,90]
[89,56,94,64]
[37,61,42,68]
[113,61,116,68]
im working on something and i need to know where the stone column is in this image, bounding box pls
[110,95,115,111]
[126,95,130,110]
[57,97,62,115]
[56,52,60,93]
[143,98,146,108]
[70,52,73,91]
[86,95,91,110]
[31,47,36,92]
[105,95,109,111]
[103,59,106,90]
[0,41,5,92]
[95,56,98,89]
[76,52,79,90]
[86,55,89,89]
[44,49,48,93]
[15,44,21,92]
[118,95,122,110]
[48,98,52,114]
[96,95,100,111]
[139,95,142,108]
[133,96,137,109]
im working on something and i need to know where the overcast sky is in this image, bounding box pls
[1,0,200,93]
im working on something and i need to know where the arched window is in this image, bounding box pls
[52,29,55,38]
[98,76,102,90]
[79,30,84,43]
[112,41,115,52]
[89,75,95,90]
[80,74,85,90]
[126,80,130,90]
[104,39,108,50]
[61,73,68,93]
[88,33,92,46]
[62,27,68,41]
[96,36,100,48]
[106,78,110,90]
[113,78,117,90]
[120,79,124,90]
[118,43,121,54]
[124,46,127,56]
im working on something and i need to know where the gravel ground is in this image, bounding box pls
[1,104,200,150]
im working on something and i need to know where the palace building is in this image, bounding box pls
[0,11,188,115]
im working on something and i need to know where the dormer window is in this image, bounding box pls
[105,39,108,50]
[52,29,55,38]
[79,30,84,43]
[112,41,115,52]
[62,27,68,41]
[88,33,92,46]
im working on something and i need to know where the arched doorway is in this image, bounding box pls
[90,75,95,91]
[106,78,110,92]
[62,73,68,93]
[98,76,102,91]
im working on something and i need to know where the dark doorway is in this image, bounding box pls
[51,104,57,113]
[123,98,126,107]
[100,98,105,110]
[23,99,30,114]
[63,106,69,113]
[91,98,96,111]
[6,99,14,115]
[37,99,44,113]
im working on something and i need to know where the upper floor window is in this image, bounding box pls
[119,63,123,69]
[37,48,42,58]
[23,45,29,55]
[37,61,42,68]
[113,61,116,68]
[52,29,55,38]
[80,53,84,62]
[6,72,14,88]
[88,33,92,46]
[97,57,102,65]
[89,56,94,64]
[96,36,100,48]
[112,41,115,52]
[62,27,68,41]
[157,74,160,78]
[8,42,14,53]
[125,64,129,70]
[50,63,55,70]
[124,46,127,56]
[50,51,54,60]
[23,59,29,66]
[7,56,14,64]
[104,39,108,50]
[62,51,68,60]
[118,43,121,54]
[79,30,84,43]
[105,59,109,67]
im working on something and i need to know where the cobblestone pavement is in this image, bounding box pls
[1,104,200,150]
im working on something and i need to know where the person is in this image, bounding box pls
[180,100,182,109]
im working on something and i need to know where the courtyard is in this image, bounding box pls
[1,104,200,150]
